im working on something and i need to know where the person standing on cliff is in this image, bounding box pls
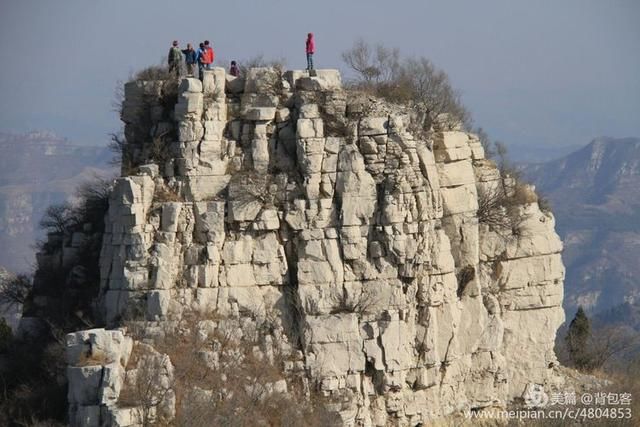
[197,40,215,80]
[202,40,215,69]
[181,43,197,77]
[196,42,206,80]
[305,33,315,71]
[229,60,240,77]
[168,40,183,78]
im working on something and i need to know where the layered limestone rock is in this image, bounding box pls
[68,67,565,425]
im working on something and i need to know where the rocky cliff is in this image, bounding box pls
[62,68,566,426]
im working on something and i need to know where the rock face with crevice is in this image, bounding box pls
[66,68,565,425]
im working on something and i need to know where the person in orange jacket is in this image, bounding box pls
[196,40,215,80]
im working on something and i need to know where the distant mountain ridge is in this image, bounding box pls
[0,132,113,272]
[0,131,111,186]
[524,137,640,207]
[507,142,583,163]
[523,137,640,318]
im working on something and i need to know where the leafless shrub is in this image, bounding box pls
[153,185,183,203]
[122,313,333,427]
[476,139,554,235]
[119,344,174,426]
[477,180,534,237]
[584,325,640,371]
[0,273,32,309]
[333,287,379,317]
[396,57,471,129]
[39,177,112,241]
[133,65,172,81]
[477,184,515,235]
[39,203,76,235]
[342,39,471,130]
[473,127,495,159]
[557,317,640,375]
[342,38,400,84]
[159,79,180,111]
[74,178,112,231]
[229,169,278,208]
[39,177,111,239]
[149,134,173,166]
[108,132,133,171]
[494,140,510,171]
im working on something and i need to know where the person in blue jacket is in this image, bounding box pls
[196,42,206,80]
[181,43,197,77]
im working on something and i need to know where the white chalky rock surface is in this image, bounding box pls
[67,69,565,426]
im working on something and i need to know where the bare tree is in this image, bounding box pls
[477,184,517,236]
[494,140,510,171]
[342,38,401,85]
[122,314,333,427]
[74,178,112,231]
[397,57,470,128]
[342,38,378,83]
[586,325,640,372]
[342,39,470,129]
[132,65,172,81]
[228,169,278,207]
[0,273,32,309]
[473,127,495,159]
[39,203,76,235]
[118,344,175,426]
[477,175,539,238]
[332,286,380,317]
[108,132,128,168]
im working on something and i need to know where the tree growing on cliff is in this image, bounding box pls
[0,273,32,309]
[474,127,495,159]
[341,39,470,129]
[341,39,400,84]
[565,307,591,370]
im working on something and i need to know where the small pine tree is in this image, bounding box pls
[565,306,591,370]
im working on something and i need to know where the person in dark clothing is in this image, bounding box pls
[196,42,206,80]
[229,60,240,77]
[181,43,197,76]
[168,40,182,78]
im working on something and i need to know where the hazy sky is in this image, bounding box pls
[0,0,638,150]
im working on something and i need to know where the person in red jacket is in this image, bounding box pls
[197,40,215,80]
[306,33,315,71]
[203,40,215,68]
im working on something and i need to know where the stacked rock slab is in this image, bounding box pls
[69,68,565,425]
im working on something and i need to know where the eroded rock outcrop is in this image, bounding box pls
[67,68,565,425]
